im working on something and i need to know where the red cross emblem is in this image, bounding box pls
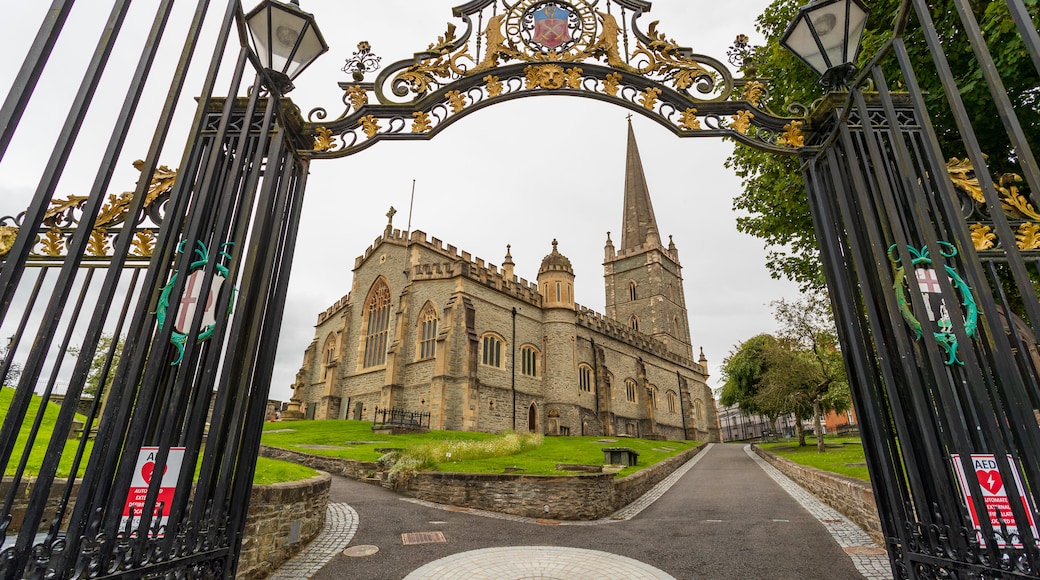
[915,268,943,294]
[174,270,222,334]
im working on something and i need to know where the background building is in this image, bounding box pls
[291,124,720,442]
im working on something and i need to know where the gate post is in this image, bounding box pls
[802,89,1040,576]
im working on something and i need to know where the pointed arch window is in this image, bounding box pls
[361,279,391,368]
[625,379,638,402]
[521,345,539,377]
[628,281,637,301]
[321,334,337,380]
[667,390,678,413]
[578,364,593,392]
[418,304,438,360]
[629,315,640,332]
[648,385,658,409]
[482,333,503,368]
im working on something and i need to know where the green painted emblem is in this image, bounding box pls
[156,241,235,365]
[888,242,977,365]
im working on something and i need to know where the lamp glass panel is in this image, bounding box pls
[809,1,851,69]
[785,17,829,75]
[845,3,869,62]
[246,8,274,70]
[265,3,309,75]
[284,23,326,79]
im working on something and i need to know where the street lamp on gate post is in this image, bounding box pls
[245,0,329,94]
[780,0,870,89]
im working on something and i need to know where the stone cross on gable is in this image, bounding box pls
[386,206,396,226]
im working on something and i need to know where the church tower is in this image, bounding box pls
[604,121,693,359]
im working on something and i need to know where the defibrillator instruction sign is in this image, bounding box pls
[951,453,1038,547]
[120,447,185,536]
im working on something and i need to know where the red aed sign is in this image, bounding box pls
[951,453,1038,547]
[121,447,185,537]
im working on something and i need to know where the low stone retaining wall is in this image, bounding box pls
[237,472,331,580]
[753,445,883,546]
[261,443,706,521]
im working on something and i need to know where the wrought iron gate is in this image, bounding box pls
[802,2,1040,576]
[1,0,1038,578]
[0,1,308,577]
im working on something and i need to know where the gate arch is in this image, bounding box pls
[299,0,807,159]
[1,0,1038,577]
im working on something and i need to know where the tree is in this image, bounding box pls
[1,344,21,387]
[69,334,124,397]
[728,0,1040,290]
[719,333,781,426]
[758,294,850,451]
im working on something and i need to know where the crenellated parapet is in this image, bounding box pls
[316,294,351,325]
[575,305,699,371]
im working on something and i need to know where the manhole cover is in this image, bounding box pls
[402,531,447,545]
[344,545,380,557]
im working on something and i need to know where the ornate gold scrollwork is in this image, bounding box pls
[588,11,636,73]
[632,21,711,91]
[602,73,622,96]
[446,90,467,113]
[0,225,18,257]
[412,111,432,133]
[742,81,765,107]
[947,157,986,204]
[359,115,381,138]
[132,231,155,257]
[1016,222,1040,250]
[679,108,701,131]
[969,224,997,251]
[564,67,583,89]
[778,120,804,147]
[395,24,472,96]
[40,228,64,257]
[88,229,110,257]
[732,110,754,134]
[484,75,503,97]
[344,85,368,111]
[313,127,336,152]
[525,65,567,89]
[640,87,661,110]
[470,14,518,75]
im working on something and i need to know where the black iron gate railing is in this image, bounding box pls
[802,1,1040,576]
[0,1,309,577]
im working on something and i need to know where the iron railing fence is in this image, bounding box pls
[0,1,308,577]
[373,407,431,430]
[802,1,1040,577]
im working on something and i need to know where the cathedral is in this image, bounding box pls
[290,123,721,442]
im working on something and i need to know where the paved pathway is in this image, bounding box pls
[271,443,890,579]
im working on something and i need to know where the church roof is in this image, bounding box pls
[620,120,661,251]
[538,239,573,275]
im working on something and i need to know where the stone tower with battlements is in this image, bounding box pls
[604,121,694,361]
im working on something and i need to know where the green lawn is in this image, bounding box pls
[759,436,870,481]
[1,387,315,484]
[261,419,700,477]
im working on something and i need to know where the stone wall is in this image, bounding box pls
[262,443,706,521]
[753,445,883,546]
[259,445,380,479]
[237,473,331,580]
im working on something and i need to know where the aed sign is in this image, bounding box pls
[120,447,185,537]
[951,453,1038,547]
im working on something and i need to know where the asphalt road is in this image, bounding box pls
[314,444,866,579]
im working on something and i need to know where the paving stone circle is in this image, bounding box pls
[401,546,677,580]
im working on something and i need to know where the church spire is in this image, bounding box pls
[621,120,661,251]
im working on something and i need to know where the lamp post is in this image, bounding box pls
[244,0,329,94]
[780,0,870,89]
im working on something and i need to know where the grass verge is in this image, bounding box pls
[759,436,870,481]
[261,419,700,478]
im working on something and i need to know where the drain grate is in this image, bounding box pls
[402,531,447,545]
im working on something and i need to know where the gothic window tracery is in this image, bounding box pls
[418,303,439,360]
[361,279,391,368]
[482,333,504,368]
[521,345,539,376]
[625,379,637,402]
[579,364,593,392]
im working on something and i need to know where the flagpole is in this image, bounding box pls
[407,179,416,232]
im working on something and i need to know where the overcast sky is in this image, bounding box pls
[1,0,802,401]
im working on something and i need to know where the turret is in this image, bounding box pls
[538,239,575,310]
